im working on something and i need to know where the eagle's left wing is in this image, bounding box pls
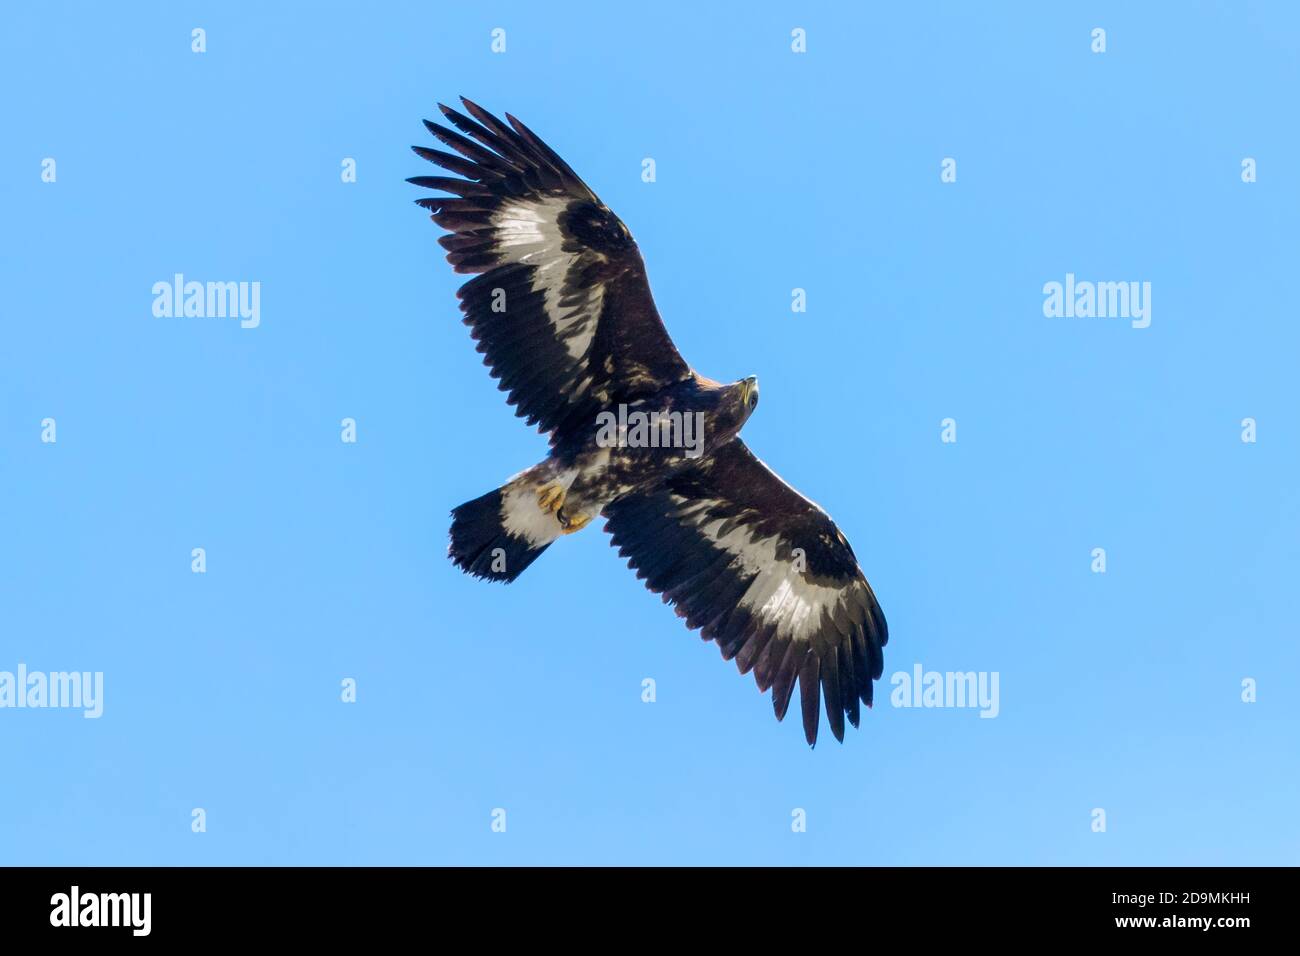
[602,439,888,746]
[409,98,693,446]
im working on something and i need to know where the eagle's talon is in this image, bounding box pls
[557,507,591,534]
[536,483,565,515]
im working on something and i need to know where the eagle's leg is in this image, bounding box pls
[556,507,592,535]
[536,479,590,533]
[536,482,566,515]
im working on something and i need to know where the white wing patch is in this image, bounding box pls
[678,499,850,643]
[494,198,604,361]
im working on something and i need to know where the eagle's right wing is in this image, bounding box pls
[410,98,693,445]
[602,439,888,746]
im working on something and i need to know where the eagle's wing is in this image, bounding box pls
[410,98,693,445]
[602,439,888,746]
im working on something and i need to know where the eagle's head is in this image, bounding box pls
[670,373,759,451]
[712,375,759,436]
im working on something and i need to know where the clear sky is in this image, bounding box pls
[1,1,1296,865]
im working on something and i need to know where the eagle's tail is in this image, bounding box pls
[448,477,559,583]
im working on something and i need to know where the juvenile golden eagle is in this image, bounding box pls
[410,99,888,745]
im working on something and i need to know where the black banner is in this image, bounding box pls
[0,866,1278,941]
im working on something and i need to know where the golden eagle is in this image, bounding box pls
[410,99,888,745]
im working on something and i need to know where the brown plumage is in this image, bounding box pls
[411,99,888,745]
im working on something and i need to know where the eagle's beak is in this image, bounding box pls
[740,375,759,407]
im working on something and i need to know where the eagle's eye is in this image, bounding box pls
[739,377,759,411]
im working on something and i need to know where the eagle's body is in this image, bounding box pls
[412,99,889,745]
[512,375,752,535]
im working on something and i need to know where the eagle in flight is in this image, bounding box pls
[410,99,888,745]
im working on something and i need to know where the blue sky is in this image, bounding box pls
[1,1,1296,865]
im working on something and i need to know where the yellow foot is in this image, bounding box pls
[536,482,566,515]
[557,508,592,535]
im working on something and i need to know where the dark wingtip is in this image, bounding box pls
[503,111,533,138]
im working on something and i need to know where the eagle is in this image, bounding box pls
[410,99,888,745]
